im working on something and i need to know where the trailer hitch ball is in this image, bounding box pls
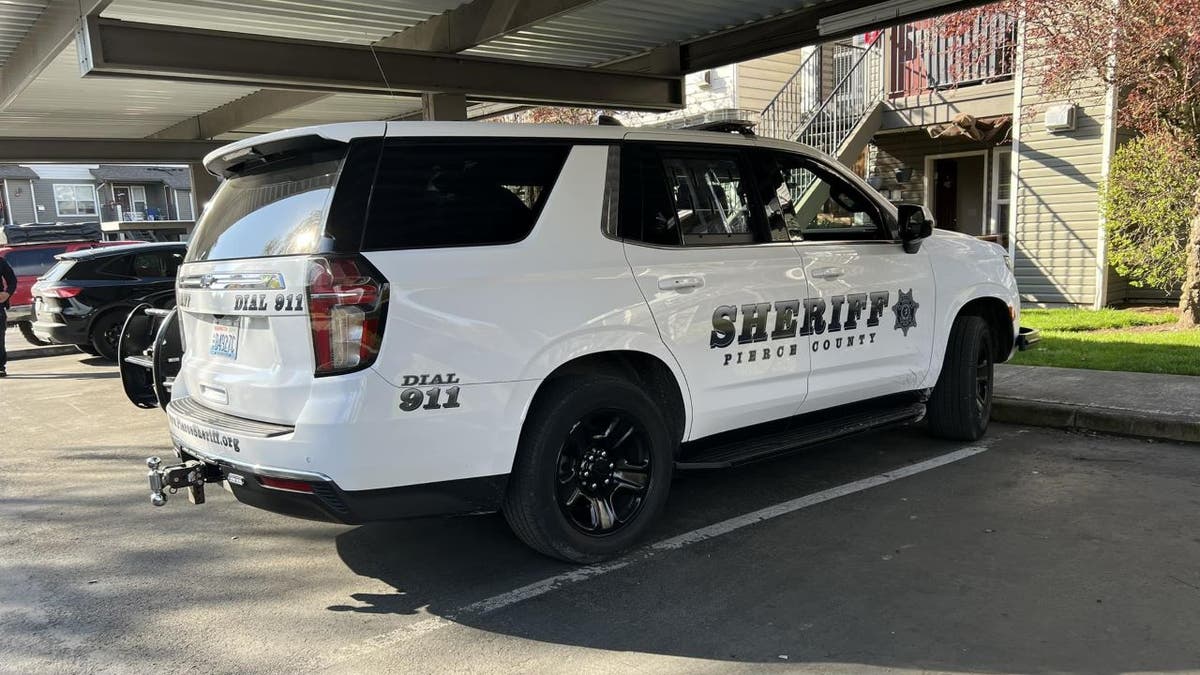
[147,456,167,506]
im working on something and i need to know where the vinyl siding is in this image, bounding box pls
[1012,52,1112,307]
[735,49,805,113]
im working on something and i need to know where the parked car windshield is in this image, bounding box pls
[185,149,345,262]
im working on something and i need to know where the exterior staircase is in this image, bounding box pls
[757,38,887,224]
[758,38,886,165]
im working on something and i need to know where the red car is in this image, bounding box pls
[1,239,140,345]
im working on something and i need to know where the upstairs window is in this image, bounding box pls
[54,184,98,217]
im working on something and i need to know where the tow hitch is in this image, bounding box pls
[147,456,224,506]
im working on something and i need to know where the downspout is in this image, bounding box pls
[1093,5,1120,309]
[2,179,13,225]
[1007,15,1024,268]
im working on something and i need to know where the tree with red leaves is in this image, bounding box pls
[940,0,1200,323]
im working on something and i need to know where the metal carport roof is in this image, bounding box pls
[0,0,987,161]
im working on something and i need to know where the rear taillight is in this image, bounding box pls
[46,286,82,298]
[306,255,388,376]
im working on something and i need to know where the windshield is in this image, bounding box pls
[185,149,345,262]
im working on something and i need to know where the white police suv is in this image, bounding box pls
[123,121,1031,563]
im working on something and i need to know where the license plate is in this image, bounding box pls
[209,318,240,359]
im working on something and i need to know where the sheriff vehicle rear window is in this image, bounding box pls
[361,142,570,250]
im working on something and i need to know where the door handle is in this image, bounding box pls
[811,266,845,280]
[658,276,704,291]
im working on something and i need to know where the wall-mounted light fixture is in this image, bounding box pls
[894,166,914,183]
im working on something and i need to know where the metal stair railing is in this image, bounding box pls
[756,48,821,141]
[795,37,885,157]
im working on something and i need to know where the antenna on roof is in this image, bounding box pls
[597,114,624,127]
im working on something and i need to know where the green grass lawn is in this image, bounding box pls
[1011,308,1200,376]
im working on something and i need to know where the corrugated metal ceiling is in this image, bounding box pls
[0,0,48,68]
[466,0,817,66]
[102,0,471,45]
[222,92,424,139]
[0,0,844,144]
[0,42,257,137]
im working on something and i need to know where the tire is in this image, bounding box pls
[503,374,675,563]
[76,345,100,356]
[927,314,994,441]
[18,321,50,347]
[89,311,127,362]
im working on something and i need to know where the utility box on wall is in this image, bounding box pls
[1044,103,1077,132]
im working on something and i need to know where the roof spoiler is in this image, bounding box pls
[205,135,346,178]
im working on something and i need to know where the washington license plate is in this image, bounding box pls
[209,318,240,359]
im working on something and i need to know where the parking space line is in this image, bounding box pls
[304,445,989,671]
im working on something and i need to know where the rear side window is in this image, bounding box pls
[186,147,346,262]
[41,259,76,282]
[361,142,570,250]
[3,246,67,276]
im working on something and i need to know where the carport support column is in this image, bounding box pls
[189,162,220,220]
[421,93,467,121]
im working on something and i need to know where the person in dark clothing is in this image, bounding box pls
[0,255,16,376]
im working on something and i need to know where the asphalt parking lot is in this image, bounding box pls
[2,352,1199,674]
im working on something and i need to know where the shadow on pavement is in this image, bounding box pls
[331,427,1200,673]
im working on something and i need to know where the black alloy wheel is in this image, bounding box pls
[927,314,994,441]
[90,312,126,361]
[503,374,674,563]
[555,410,652,535]
[974,343,993,416]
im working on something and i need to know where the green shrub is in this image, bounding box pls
[1102,132,1200,292]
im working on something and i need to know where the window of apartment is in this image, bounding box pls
[991,148,1012,236]
[54,184,98,217]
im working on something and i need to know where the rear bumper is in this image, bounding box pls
[165,396,509,522]
[5,304,31,323]
[173,441,507,523]
[32,317,86,345]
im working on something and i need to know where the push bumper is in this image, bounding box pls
[1016,326,1041,351]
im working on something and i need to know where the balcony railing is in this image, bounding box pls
[887,11,1017,97]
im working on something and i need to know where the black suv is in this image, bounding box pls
[31,243,186,360]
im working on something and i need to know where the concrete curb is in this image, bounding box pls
[993,396,1200,445]
[8,344,78,361]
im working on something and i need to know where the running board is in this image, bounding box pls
[676,402,926,470]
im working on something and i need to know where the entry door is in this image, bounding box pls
[112,186,132,218]
[620,143,812,440]
[759,149,936,413]
[934,158,958,230]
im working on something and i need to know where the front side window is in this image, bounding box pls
[54,184,98,217]
[755,151,884,242]
[618,143,764,247]
[661,155,753,243]
[361,142,570,250]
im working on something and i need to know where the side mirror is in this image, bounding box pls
[895,203,934,254]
